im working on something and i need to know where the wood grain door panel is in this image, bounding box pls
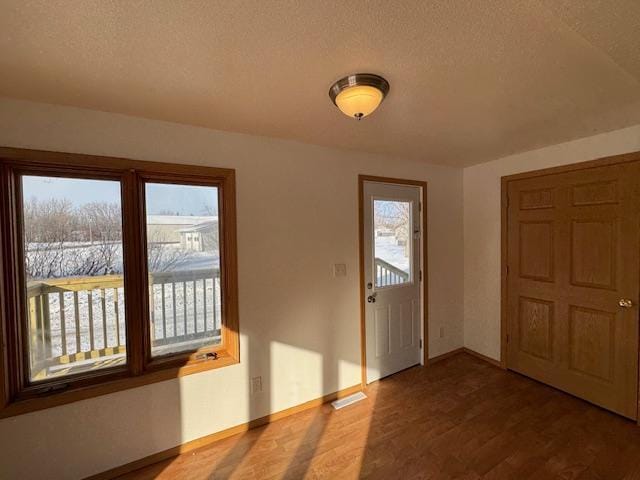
[507,162,639,419]
[570,218,617,290]
[568,305,615,382]
[518,296,554,361]
[519,221,555,282]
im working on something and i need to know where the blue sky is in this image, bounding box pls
[22,176,218,215]
[146,182,218,215]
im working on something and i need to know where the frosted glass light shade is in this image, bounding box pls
[329,73,390,120]
[335,85,384,119]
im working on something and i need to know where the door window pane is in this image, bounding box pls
[22,176,126,381]
[145,183,222,357]
[374,199,412,287]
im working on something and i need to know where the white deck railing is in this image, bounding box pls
[26,268,221,378]
[375,257,410,287]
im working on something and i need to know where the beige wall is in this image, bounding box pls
[463,125,640,360]
[0,98,464,479]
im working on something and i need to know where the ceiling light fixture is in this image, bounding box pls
[329,73,390,120]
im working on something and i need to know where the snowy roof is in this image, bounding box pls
[147,215,216,226]
[179,220,218,233]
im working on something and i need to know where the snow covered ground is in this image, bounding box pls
[375,235,410,272]
[26,241,219,278]
[28,242,222,374]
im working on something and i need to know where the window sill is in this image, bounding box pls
[0,351,239,419]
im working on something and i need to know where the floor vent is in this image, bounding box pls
[331,391,367,410]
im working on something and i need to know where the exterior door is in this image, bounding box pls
[363,181,422,384]
[507,161,640,419]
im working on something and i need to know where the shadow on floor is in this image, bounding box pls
[119,353,640,479]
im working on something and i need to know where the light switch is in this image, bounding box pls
[333,263,347,277]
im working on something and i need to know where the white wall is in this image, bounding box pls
[0,98,464,479]
[463,125,640,360]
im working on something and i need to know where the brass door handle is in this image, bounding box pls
[619,298,634,308]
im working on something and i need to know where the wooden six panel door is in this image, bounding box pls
[507,161,640,419]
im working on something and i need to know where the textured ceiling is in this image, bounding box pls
[1,0,639,167]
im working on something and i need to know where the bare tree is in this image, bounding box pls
[80,202,122,275]
[146,231,194,273]
[375,201,410,234]
[24,199,124,279]
[24,198,75,279]
[24,197,76,244]
[81,202,121,241]
[24,198,197,279]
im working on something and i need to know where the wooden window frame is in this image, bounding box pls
[0,147,239,418]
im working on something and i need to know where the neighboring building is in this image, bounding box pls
[179,220,218,252]
[375,226,394,237]
[146,215,216,244]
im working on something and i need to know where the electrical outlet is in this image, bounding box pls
[333,263,347,277]
[439,326,445,339]
[251,376,262,394]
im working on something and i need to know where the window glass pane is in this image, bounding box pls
[145,183,221,357]
[22,176,126,382]
[374,199,412,287]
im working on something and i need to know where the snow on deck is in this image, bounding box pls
[375,235,410,273]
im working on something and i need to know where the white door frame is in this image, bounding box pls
[358,175,428,387]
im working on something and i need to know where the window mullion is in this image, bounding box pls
[121,170,147,376]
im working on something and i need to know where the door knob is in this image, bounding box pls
[367,293,377,303]
[618,298,634,308]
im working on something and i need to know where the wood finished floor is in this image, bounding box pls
[121,353,640,480]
